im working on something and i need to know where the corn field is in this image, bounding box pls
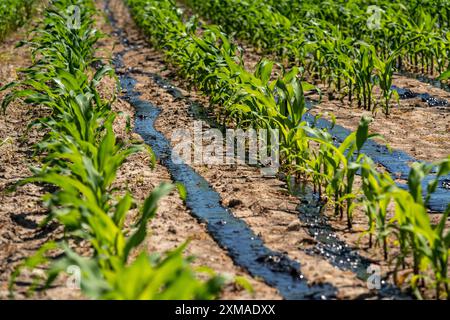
[0,0,36,42]
[0,0,449,303]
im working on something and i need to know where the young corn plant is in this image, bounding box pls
[352,44,376,111]
[301,116,379,228]
[358,156,396,258]
[390,159,450,299]
[372,38,418,115]
[11,183,224,299]
[372,50,400,115]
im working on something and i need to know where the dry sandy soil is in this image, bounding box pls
[307,82,450,163]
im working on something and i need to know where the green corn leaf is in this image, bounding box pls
[113,192,133,229]
[123,183,174,261]
[356,116,372,152]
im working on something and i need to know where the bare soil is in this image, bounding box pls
[307,85,450,163]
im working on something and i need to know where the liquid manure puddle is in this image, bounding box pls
[398,70,450,100]
[104,0,337,300]
[391,85,449,107]
[293,188,408,299]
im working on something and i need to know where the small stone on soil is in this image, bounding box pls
[168,226,177,234]
[286,220,301,232]
[228,199,243,208]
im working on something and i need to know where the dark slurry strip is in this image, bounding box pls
[398,70,450,96]
[123,76,337,299]
[294,189,407,299]
[126,67,224,131]
[104,0,337,300]
[391,85,449,107]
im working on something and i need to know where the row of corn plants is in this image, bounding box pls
[183,0,450,115]
[269,0,450,82]
[1,0,223,299]
[127,0,450,299]
[0,0,37,42]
